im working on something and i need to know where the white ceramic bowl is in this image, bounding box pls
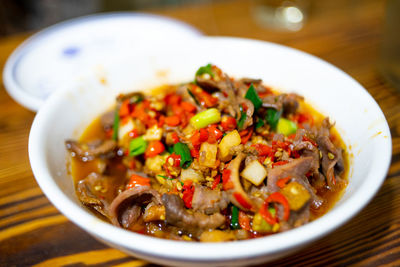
[29,37,392,266]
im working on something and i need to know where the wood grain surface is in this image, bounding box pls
[1,0,399,266]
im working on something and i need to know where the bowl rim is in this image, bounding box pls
[29,36,392,263]
[3,12,202,112]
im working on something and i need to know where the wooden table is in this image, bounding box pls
[1,0,399,266]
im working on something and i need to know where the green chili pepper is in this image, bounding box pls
[255,117,265,129]
[173,142,192,169]
[265,108,282,130]
[231,206,240,230]
[129,136,148,156]
[112,106,120,141]
[245,84,262,110]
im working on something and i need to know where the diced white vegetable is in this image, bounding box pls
[145,153,169,173]
[218,130,241,161]
[241,160,267,186]
[143,125,163,141]
[180,168,204,183]
[199,142,218,167]
[118,118,135,147]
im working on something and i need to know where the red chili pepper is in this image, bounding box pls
[164,93,182,106]
[220,116,237,131]
[128,129,139,138]
[145,141,165,158]
[182,180,195,208]
[251,143,272,156]
[238,211,251,231]
[131,102,150,123]
[158,115,165,127]
[259,192,290,224]
[207,125,223,144]
[211,175,221,190]
[166,153,181,167]
[277,177,291,188]
[233,192,253,210]
[119,99,131,117]
[170,132,180,144]
[181,101,197,113]
[190,129,209,147]
[126,174,150,189]
[222,169,234,190]
[165,115,181,126]
[190,148,199,158]
[191,84,218,107]
[239,128,253,144]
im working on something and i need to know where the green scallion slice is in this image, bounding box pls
[112,106,120,141]
[230,206,240,230]
[190,108,221,129]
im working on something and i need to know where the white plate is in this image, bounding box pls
[29,37,391,266]
[3,12,202,111]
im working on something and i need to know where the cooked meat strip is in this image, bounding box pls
[267,157,323,209]
[261,94,285,110]
[279,202,311,231]
[316,118,344,187]
[282,93,302,115]
[65,139,116,162]
[76,172,118,219]
[116,92,144,103]
[238,98,254,130]
[100,110,114,130]
[191,185,230,215]
[108,186,162,229]
[162,194,226,234]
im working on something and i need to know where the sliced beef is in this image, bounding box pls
[267,157,323,209]
[100,110,114,130]
[108,186,162,229]
[282,93,302,115]
[279,202,311,231]
[65,139,116,162]
[239,98,254,130]
[76,172,117,219]
[316,118,344,187]
[162,194,225,234]
[191,185,230,214]
[261,94,285,110]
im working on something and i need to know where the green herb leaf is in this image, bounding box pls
[255,117,265,129]
[245,84,262,110]
[265,108,282,130]
[173,142,193,169]
[195,63,214,78]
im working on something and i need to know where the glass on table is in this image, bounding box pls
[251,0,311,31]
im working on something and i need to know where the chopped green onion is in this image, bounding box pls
[245,84,262,110]
[112,106,120,141]
[230,206,240,230]
[255,117,265,129]
[157,174,173,180]
[129,136,148,156]
[277,118,297,136]
[237,106,247,130]
[190,108,221,129]
[167,145,174,154]
[265,108,282,130]
[173,142,193,169]
[195,63,214,78]
[187,88,200,106]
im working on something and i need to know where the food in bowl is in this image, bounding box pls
[65,64,348,242]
